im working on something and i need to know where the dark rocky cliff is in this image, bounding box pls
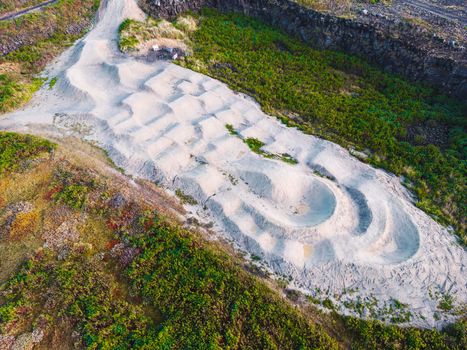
[140,0,467,98]
[139,0,214,18]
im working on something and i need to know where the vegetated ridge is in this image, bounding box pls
[141,0,467,98]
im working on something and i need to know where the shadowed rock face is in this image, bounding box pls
[138,0,214,18]
[140,0,467,98]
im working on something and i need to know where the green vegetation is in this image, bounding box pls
[339,295,414,324]
[52,180,93,210]
[0,131,55,173]
[0,215,337,349]
[0,74,43,114]
[175,188,198,205]
[280,152,299,164]
[438,294,454,312]
[244,136,266,154]
[126,215,337,349]
[339,316,466,350]
[48,76,57,89]
[225,125,298,164]
[0,0,99,113]
[118,18,141,52]
[225,123,238,136]
[0,250,157,348]
[180,9,467,244]
[118,16,190,53]
[0,0,45,15]
[244,136,299,164]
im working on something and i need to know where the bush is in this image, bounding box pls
[127,214,338,349]
[340,315,466,349]
[0,131,55,173]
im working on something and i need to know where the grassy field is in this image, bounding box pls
[174,9,466,245]
[0,0,100,114]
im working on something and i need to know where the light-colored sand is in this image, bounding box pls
[1,0,465,327]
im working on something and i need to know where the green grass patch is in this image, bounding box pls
[175,189,198,205]
[48,76,57,89]
[225,123,238,135]
[244,136,266,154]
[0,74,43,113]
[0,131,55,173]
[438,294,454,312]
[49,164,97,210]
[118,18,140,52]
[280,152,299,164]
[118,18,134,33]
[226,125,299,165]
[244,136,299,164]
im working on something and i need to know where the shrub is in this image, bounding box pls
[126,214,338,349]
[175,189,198,205]
[0,132,55,173]
[0,74,43,113]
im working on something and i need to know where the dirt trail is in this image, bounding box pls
[0,0,57,21]
[401,0,467,25]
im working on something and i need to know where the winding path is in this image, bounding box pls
[0,0,57,21]
[401,0,467,25]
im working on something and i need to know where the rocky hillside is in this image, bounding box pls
[140,0,467,98]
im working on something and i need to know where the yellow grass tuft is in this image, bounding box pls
[176,15,198,32]
[9,209,40,239]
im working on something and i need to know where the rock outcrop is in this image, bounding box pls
[140,0,467,98]
[139,0,214,18]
